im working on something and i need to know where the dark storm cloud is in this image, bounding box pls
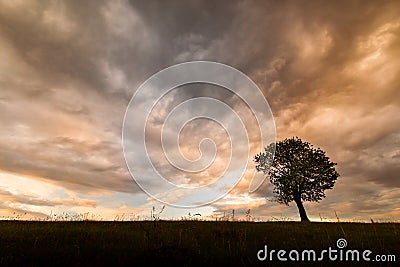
[0,135,137,194]
[0,1,107,92]
[0,0,399,219]
[0,0,145,195]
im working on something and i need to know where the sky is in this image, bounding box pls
[0,0,399,221]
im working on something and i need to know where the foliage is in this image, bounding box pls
[255,137,339,206]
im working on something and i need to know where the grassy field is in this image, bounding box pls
[0,221,398,266]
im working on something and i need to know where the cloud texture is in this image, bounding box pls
[0,0,399,220]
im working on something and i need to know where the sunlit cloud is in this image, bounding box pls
[0,0,399,220]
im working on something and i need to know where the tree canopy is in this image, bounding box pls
[254,137,340,221]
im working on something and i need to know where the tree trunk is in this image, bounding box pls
[294,197,310,222]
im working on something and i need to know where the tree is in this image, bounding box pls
[254,137,339,222]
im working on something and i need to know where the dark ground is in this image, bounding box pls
[0,221,398,266]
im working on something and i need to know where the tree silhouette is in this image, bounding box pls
[254,137,339,222]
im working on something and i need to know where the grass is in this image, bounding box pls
[0,221,399,266]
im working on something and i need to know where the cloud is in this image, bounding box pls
[0,135,137,194]
[0,0,399,219]
[0,188,96,207]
